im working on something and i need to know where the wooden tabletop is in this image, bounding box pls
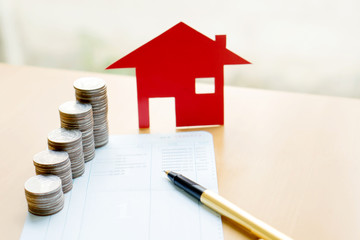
[1,63,360,239]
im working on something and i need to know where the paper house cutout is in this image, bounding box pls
[107,22,250,128]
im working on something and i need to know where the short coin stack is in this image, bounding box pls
[48,128,85,178]
[59,101,95,162]
[24,175,64,216]
[74,77,109,148]
[33,150,73,193]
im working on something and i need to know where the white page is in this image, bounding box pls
[20,132,224,240]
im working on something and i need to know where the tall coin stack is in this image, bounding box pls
[48,128,85,178]
[59,101,95,162]
[33,150,73,193]
[74,77,109,148]
[24,175,64,216]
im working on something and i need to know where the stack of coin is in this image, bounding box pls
[59,101,95,162]
[24,174,64,216]
[48,128,85,178]
[33,150,73,193]
[74,77,109,148]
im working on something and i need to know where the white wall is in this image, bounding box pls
[1,0,360,97]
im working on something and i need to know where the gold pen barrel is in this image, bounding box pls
[200,190,293,240]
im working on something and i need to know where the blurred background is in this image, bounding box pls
[1,0,360,98]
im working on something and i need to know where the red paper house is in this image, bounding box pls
[107,22,250,128]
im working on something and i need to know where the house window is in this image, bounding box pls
[195,77,215,94]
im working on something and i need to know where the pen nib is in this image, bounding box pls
[164,170,170,175]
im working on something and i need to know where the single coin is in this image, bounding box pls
[33,150,69,165]
[73,77,106,91]
[25,175,62,195]
[59,101,91,115]
[48,128,82,144]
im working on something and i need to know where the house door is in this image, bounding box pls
[149,97,176,130]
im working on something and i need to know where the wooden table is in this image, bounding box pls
[1,63,360,239]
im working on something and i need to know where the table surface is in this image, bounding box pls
[1,63,360,240]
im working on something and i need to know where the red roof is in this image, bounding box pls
[107,22,250,69]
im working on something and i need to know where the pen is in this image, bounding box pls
[164,170,293,240]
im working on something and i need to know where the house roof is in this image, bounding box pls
[107,22,250,69]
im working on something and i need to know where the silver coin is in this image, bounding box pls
[73,77,106,91]
[48,128,82,144]
[59,101,92,115]
[33,150,69,166]
[25,175,62,195]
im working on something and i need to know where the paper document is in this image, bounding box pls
[21,131,223,240]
